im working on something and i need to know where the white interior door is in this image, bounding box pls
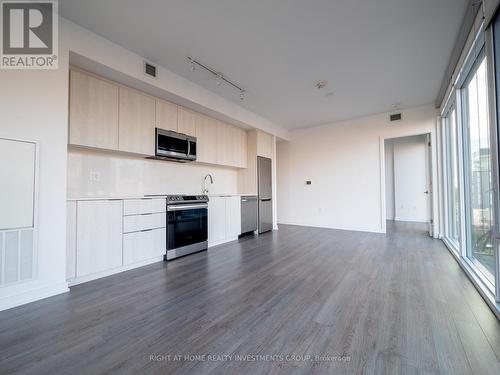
[393,135,429,223]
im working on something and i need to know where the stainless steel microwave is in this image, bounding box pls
[155,128,196,161]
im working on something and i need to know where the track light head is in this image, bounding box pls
[215,73,223,86]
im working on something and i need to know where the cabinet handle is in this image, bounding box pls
[140,229,153,232]
[140,213,153,216]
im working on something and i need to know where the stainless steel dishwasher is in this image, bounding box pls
[240,195,258,235]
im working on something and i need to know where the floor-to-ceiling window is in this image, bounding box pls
[461,51,496,285]
[444,106,461,247]
[441,13,500,315]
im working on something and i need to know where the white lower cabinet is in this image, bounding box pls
[123,228,166,265]
[66,201,77,279]
[76,200,123,277]
[123,213,165,233]
[67,198,167,285]
[225,196,242,238]
[208,196,241,246]
[208,196,226,244]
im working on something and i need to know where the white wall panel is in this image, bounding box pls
[0,139,36,230]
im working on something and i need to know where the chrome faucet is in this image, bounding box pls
[203,174,213,194]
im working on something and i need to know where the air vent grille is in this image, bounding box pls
[144,62,157,78]
[390,113,402,122]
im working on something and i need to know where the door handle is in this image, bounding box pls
[424,191,429,194]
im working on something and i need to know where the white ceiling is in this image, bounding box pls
[60,0,469,129]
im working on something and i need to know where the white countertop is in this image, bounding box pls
[67,193,255,201]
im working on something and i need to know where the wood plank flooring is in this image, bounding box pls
[0,222,499,374]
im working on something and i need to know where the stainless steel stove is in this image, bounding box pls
[164,195,209,261]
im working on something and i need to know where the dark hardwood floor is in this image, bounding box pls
[1,223,499,375]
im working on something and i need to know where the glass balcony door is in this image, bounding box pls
[444,106,461,247]
[461,51,496,286]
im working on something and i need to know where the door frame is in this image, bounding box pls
[379,129,440,236]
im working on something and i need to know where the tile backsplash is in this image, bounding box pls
[67,149,239,198]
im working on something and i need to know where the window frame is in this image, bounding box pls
[459,46,497,290]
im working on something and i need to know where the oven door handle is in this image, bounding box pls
[167,204,208,211]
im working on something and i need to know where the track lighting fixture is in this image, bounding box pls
[187,56,246,101]
[215,73,223,86]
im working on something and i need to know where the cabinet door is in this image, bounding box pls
[118,87,156,155]
[156,99,178,132]
[208,196,226,244]
[123,228,165,265]
[225,196,241,238]
[216,121,233,166]
[76,200,123,277]
[235,127,248,168]
[69,70,119,150]
[257,130,273,159]
[66,201,77,279]
[195,114,218,164]
[177,107,196,136]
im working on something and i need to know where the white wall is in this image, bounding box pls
[277,105,438,233]
[384,140,395,220]
[393,135,429,222]
[67,150,239,198]
[0,41,70,310]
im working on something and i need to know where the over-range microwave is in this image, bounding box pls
[155,128,196,161]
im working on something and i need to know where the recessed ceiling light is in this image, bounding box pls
[315,80,328,89]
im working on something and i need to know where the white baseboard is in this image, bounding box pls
[277,221,384,234]
[0,281,69,312]
[394,217,428,223]
[209,236,238,248]
[68,256,163,287]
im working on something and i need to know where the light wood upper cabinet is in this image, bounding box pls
[118,87,156,155]
[155,99,178,132]
[235,127,248,168]
[216,121,232,166]
[68,70,258,169]
[237,130,259,195]
[195,113,218,164]
[177,107,196,136]
[216,121,247,168]
[257,130,273,159]
[69,70,119,150]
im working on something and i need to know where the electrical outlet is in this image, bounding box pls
[89,171,101,182]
